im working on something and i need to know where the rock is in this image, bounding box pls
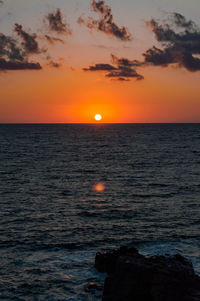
[95,246,139,273]
[95,247,200,301]
[85,282,103,292]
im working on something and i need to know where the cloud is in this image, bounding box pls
[111,53,143,67]
[14,24,41,54]
[45,55,63,68]
[144,13,200,71]
[78,0,132,41]
[83,54,143,81]
[0,33,25,61]
[46,8,72,35]
[48,60,62,68]
[44,35,64,45]
[82,13,200,82]
[0,57,41,70]
[0,14,67,72]
[83,63,116,71]
[172,12,197,31]
[106,68,144,80]
[0,9,71,72]
[0,31,42,71]
[143,46,174,66]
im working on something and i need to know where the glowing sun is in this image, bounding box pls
[94,114,102,121]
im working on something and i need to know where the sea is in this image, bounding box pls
[0,124,200,301]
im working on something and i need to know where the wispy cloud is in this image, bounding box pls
[78,0,132,41]
[44,35,64,45]
[83,63,116,71]
[47,59,62,68]
[106,68,143,80]
[14,24,42,54]
[83,54,143,81]
[111,54,143,68]
[46,8,72,35]
[49,61,61,68]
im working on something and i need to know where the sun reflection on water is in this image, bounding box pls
[93,182,106,193]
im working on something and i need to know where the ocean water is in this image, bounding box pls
[0,124,200,300]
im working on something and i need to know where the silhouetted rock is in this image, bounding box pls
[85,282,103,292]
[95,246,200,301]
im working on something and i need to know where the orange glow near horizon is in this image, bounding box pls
[72,98,123,123]
[0,66,200,123]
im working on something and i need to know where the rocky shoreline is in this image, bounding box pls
[93,246,200,301]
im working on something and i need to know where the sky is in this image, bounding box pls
[0,0,200,123]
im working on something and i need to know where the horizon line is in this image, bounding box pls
[0,122,200,125]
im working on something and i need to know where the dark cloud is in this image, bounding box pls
[46,8,72,35]
[143,46,175,66]
[44,35,64,45]
[172,13,197,31]
[0,57,41,70]
[111,53,143,67]
[0,33,25,61]
[83,54,143,81]
[83,13,200,82]
[144,13,200,71]
[83,63,116,71]
[14,24,41,54]
[109,54,144,80]
[0,31,42,71]
[106,68,144,80]
[78,0,132,41]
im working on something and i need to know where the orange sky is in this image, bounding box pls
[0,0,200,123]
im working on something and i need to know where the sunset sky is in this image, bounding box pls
[0,0,200,123]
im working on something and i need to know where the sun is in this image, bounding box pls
[94,114,102,121]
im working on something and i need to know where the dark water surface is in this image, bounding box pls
[0,124,200,300]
